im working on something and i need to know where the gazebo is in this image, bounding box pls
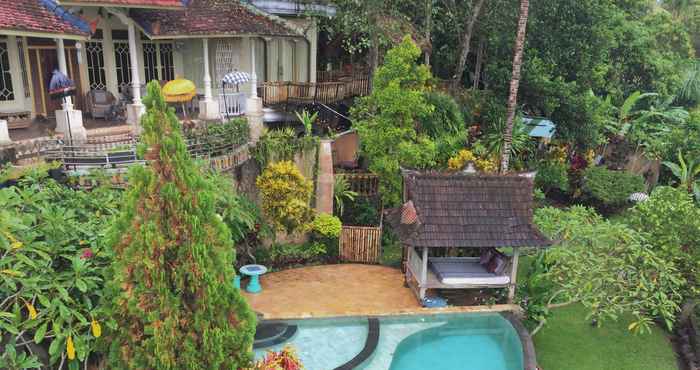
[390,171,551,303]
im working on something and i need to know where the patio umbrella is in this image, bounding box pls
[48,70,77,142]
[221,71,251,118]
[162,77,196,119]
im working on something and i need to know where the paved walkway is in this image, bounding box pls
[242,264,519,319]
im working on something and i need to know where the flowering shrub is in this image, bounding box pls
[256,160,314,233]
[447,149,498,173]
[0,169,121,368]
[251,346,303,370]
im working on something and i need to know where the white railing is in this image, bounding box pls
[219,92,247,119]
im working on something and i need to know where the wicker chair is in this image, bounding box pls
[86,90,117,119]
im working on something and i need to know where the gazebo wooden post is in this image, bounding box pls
[420,247,429,300]
[508,248,520,303]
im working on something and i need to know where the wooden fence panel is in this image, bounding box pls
[339,225,382,264]
[337,173,379,197]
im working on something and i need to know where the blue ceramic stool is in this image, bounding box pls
[239,264,268,294]
[233,275,241,289]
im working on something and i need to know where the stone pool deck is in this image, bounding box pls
[242,264,520,320]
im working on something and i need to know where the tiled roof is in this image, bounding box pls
[389,172,552,249]
[0,0,90,37]
[129,0,301,38]
[60,0,185,8]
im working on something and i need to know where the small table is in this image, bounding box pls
[240,264,268,294]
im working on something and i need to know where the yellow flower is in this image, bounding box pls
[66,336,76,360]
[91,319,102,338]
[0,269,21,277]
[11,241,22,249]
[25,302,37,320]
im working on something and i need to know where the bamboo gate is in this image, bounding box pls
[337,173,383,264]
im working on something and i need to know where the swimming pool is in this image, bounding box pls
[254,313,525,370]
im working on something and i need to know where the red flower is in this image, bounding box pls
[80,248,94,259]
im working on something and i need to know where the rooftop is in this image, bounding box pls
[59,0,185,9]
[0,0,90,38]
[129,0,302,38]
[390,172,551,249]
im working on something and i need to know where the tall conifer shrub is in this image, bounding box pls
[102,81,256,369]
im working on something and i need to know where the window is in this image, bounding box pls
[85,41,106,90]
[114,41,131,94]
[0,42,15,101]
[143,41,174,82]
[16,39,29,98]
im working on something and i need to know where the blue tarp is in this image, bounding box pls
[522,117,556,139]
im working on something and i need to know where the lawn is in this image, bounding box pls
[534,304,678,370]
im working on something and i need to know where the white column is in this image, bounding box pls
[55,38,86,141]
[250,37,257,98]
[309,20,318,83]
[198,38,219,120]
[0,120,11,145]
[203,39,212,101]
[508,248,520,303]
[419,247,428,300]
[126,21,144,127]
[56,39,73,110]
[246,37,264,142]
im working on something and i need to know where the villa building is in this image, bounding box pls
[0,0,335,142]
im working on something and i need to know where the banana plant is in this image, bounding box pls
[662,150,700,201]
[295,109,318,137]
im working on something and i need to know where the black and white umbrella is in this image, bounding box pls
[221,71,251,86]
[220,71,251,119]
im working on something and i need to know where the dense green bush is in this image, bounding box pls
[534,206,685,334]
[256,160,314,234]
[309,213,342,259]
[341,197,381,226]
[418,91,465,138]
[187,118,250,156]
[256,242,327,269]
[535,161,570,194]
[626,186,700,292]
[102,82,255,369]
[0,170,121,369]
[252,128,318,169]
[582,166,645,208]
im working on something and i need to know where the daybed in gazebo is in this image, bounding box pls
[389,171,552,302]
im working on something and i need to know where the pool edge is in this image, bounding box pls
[334,317,380,370]
[501,312,538,370]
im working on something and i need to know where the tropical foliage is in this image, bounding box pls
[534,206,685,334]
[0,170,121,369]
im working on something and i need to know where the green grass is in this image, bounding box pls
[534,304,678,370]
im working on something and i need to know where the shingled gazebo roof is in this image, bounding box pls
[390,172,551,249]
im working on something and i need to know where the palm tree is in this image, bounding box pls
[500,0,530,173]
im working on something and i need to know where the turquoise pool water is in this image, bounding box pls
[254,313,523,370]
[386,315,523,370]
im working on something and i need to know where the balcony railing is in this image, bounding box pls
[219,92,247,118]
[258,72,370,107]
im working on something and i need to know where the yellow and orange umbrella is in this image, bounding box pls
[162,77,196,118]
